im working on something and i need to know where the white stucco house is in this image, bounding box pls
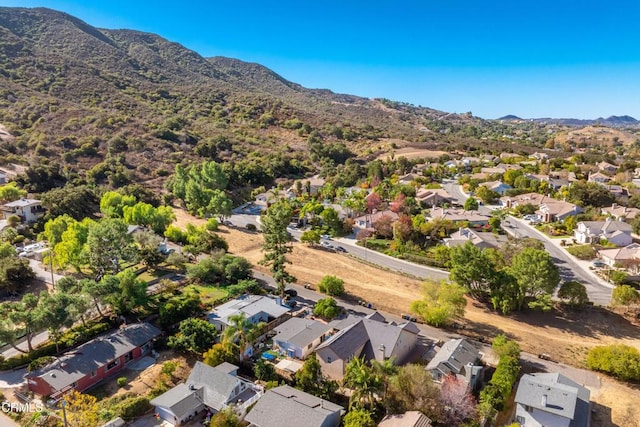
[574,219,632,247]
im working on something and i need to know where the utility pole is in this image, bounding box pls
[61,400,68,427]
[48,247,55,289]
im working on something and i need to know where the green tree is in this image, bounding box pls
[100,191,137,218]
[587,344,640,381]
[7,293,44,352]
[387,364,441,419]
[41,185,98,221]
[168,318,218,354]
[464,197,479,211]
[557,281,589,307]
[222,314,263,362]
[0,183,27,203]
[410,281,466,327]
[169,162,233,219]
[260,200,295,297]
[321,207,343,236]
[123,202,175,234]
[317,275,345,296]
[35,291,77,353]
[294,353,337,399]
[313,298,341,320]
[450,242,497,298]
[134,231,165,269]
[209,408,242,427]
[343,357,382,409]
[253,359,277,381]
[476,186,499,204]
[612,285,640,310]
[82,277,118,319]
[85,218,135,280]
[203,343,235,367]
[343,409,376,427]
[54,218,93,272]
[0,257,35,293]
[508,248,560,311]
[300,229,321,246]
[114,269,148,315]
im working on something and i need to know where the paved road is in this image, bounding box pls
[503,216,613,306]
[443,180,613,305]
[28,258,64,286]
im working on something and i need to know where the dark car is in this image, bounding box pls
[284,289,298,298]
[335,246,347,253]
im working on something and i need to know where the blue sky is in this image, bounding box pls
[2,0,640,119]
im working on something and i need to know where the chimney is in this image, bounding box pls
[612,203,617,210]
[541,394,547,407]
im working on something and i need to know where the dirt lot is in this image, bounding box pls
[376,146,451,161]
[172,209,640,425]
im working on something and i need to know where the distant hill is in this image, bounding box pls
[499,114,639,128]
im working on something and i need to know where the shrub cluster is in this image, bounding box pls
[587,344,640,381]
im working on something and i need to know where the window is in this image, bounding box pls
[525,405,533,413]
[106,359,120,370]
[90,371,97,378]
[516,415,525,425]
[307,343,312,349]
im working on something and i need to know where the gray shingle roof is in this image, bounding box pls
[316,314,418,363]
[3,198,41,208]
[273,318,332,349]
[245,385,343,427]
[187,361,239,411]
[208,295,290,327]
[149,383,203,420]
[425,338,479,377]
[515,373,590,427]
[30,323,160,391]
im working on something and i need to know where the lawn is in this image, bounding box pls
[137,267,176,283]
[182,284,228,305]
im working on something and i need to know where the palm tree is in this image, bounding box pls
[372,357,398,413]
[222,314,264,362]
[343,357,382,409]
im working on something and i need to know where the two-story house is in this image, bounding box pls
[574,219,632,247]
[207,295,291,332]
[2,198,45,223]
[514,373,590,427]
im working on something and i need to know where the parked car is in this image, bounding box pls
[303,283,314,290]
[592,260,605,268]
[320,234,331,240]
[335,246,347,253]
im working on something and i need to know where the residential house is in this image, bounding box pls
[587,172,611,184]
[461,157,481,168]
[481,167,508,176]
[425,338,482,389]
[574,219,632,247]
[398,173,422,185]
[603,185,628,201]
[353,210,399,231]
[254,188,294,209]
[444,228,507,250]
[26,323,160,400]
[2,198,45,223]
[290,175,325,196]
[316,313,420,380]
[537,201,583,223]
[429,207,491,227]
[529,152,550,162]
[207,295,291,332]
[598,243,640,272]
[601,204,640,222]
[415,187,452,207]
[150,361,263,426]
[514,373,590,427]
[378,411,433,427]
[272,317,333,360]
[480,180,512,196]
[597,161,618,174]
[245,385,344,427]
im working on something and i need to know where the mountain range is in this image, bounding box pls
[0,6,636,191]
[498,115,639,127]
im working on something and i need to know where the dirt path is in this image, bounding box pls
[171,208,640,424]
